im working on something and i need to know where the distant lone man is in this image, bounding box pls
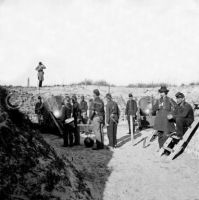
[125,93,138,134]
[35,62,46,88]
[167,92,194,139]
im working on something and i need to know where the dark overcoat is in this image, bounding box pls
[153,96,176,133]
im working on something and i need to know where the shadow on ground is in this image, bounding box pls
[43,134,113,200]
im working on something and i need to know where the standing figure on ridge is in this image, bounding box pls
[35,62,46,88]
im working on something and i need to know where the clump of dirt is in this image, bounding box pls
[0,86,92,200]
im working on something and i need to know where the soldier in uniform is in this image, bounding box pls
[79,95,88,124]
[35,96,44,125]
[153,86,177,149]
[105,93,120,149]
[125,93,138,134]
[167,92,194,139]
[62,96,73,147]
[89,89,105,150]
[72,95,81,145]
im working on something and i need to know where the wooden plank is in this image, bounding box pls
[130,115,134,144]
[168,118,199,160]
[159,137,173,156]
[163,146,174,153]
[49,111,64,136]
[78,124,93,133]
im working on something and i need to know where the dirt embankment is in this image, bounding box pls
[0,86,93,200]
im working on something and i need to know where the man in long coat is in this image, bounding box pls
[105,93,120,149]
[153,86,177,148]
[35,62,46,88]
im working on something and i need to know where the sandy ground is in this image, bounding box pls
[43,122,199,200]
[8,85,199,199]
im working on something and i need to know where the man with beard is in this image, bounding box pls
[167,92,194,139]
[153,86,177,149]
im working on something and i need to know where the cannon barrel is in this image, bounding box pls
[138,96,155,116]
[42,95,65,135]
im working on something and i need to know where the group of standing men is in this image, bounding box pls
[35,85,194,151]
[61,89,120,150]
[152,86,194,150]
[61,95,89,147]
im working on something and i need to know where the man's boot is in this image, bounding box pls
[96,140,104,149]
[92,143,99,150]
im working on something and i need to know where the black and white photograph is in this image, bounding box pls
[1,0,199,199]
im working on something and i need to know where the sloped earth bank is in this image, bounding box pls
[3,85,199,200]
[0,86,93,200]
[44,126,199,200]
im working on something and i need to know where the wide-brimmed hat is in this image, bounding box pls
[158,86,169,93]
[106,93,112,100]
[175,92,185,98]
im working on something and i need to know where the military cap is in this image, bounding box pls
[106,93,112,99]
[72,95,77,100]
[65,95,70,99]
[38,96,41,99]
[93,89,100,96]
[129,93,133,97]
[175,92,185,98]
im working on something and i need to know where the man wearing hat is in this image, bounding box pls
[89,89,105,150]
[79,95,88,124]
[72,95,81,145]
[167,92,194,139]
[35,96,44,125]
[125,93,138,134]
[105,93,120,149]
[62,96,74,147]
[153,86,177,149]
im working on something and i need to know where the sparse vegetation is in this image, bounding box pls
[127,82,176,88]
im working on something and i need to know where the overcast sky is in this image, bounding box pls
[0,0,199,86]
